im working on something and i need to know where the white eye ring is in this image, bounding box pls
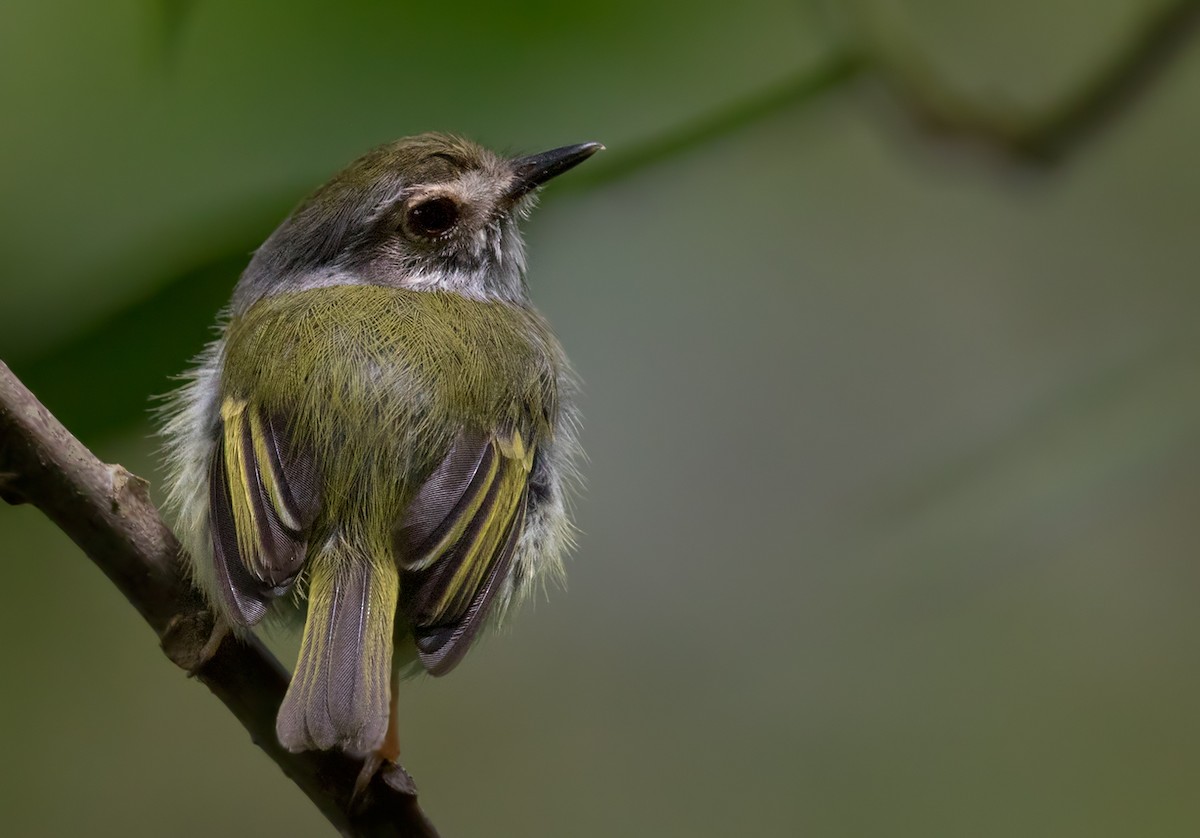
[404,196,460,239]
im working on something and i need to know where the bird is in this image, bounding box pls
[160,133,599,767]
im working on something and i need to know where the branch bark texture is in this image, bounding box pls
[0,360,439,838]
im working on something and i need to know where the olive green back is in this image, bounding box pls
[221,284,560,544]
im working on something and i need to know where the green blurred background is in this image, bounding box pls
[3,1,1200,835]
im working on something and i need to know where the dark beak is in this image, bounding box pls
[507,142,604,200]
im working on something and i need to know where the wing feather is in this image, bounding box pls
[399,427,535,676]
[208,397,319,625]
[394,430,498,571]
[413,489,527,676]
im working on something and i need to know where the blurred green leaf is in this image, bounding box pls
[5,1,1200,836]
[151,0,198,61]
[0,0,828,357]
[9,250,245,445]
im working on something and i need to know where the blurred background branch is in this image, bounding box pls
[4,0,1200,835]
[21,0,1199,443]
[14,1,1199,439]
[0,362,438,838]
[851,0,1200,161]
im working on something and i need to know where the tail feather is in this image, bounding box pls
[277,546,398,756]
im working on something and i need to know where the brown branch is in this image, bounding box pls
[0,360,439,838]
[857,0,1200,162]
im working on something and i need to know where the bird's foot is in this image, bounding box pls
[161,609,231,676]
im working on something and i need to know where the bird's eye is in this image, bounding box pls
[405,196,460,238]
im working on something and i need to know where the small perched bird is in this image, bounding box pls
[160,133,598,763]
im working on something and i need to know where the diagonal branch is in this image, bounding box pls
[855,0,1200,162]
[17,8,1198,442]
[0,360,439,838]
[565,50,867,192]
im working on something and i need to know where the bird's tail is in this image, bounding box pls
[276,543,399,756]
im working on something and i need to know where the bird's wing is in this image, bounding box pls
[273,425,534,752]
[208,397,320,625]
[395,425,534,675]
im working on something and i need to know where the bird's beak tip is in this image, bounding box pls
[508,142,605,199]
